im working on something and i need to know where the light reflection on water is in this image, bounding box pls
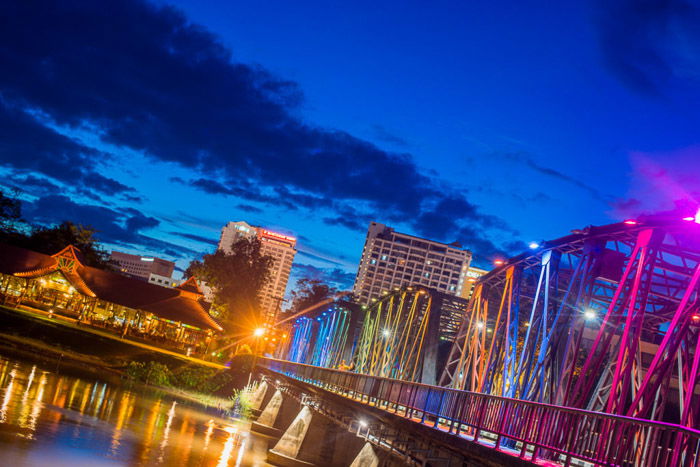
[0,354,272,466]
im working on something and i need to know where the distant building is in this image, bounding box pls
[464,266,488,300]
[218,221,297,324]
[110,251,175,281]
[352,222,472,305]
[148,273,180,288]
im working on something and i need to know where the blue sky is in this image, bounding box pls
[1,0,699,294]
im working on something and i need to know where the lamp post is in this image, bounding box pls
[248,327,265,385]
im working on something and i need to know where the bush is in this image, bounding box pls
[230,383,255,419]
[171,367,217,391]
[127,361,233,395]
[126,361,172,386]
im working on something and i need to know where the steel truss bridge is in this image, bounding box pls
[273,217,700,465]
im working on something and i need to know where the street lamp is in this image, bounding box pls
[249,328,266,385]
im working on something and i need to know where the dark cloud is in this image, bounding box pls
[5,173,60,195]
[371,124,409,147]
[24,195,197,258]
[501,152,608,201]
[291,263,356,290]
[169,231,218,246]
[237,204,262,213]
[125,212,159,232]
[596,0,700,95]
[0,101,135,198]
[323,205,373,232]
[323,216,366,231]
[0,0,518,258]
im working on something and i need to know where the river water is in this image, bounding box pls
[0,353,272,466]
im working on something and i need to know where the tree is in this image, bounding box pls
[186,238,273,332]
[0,189,111,269]
[288,278,338,314]
[0,188,23,233]
[24,221,112,268]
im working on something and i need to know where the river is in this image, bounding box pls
[0,353,272,466]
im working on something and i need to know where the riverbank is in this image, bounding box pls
[0,304,253,412]
[0,352,271,466]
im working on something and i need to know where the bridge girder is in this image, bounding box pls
[441,218,700,429]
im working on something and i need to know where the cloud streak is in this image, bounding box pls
[0,0,522,260]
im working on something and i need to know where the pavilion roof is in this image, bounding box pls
[0,243,222,332]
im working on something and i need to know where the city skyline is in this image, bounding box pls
[2,0,699,293]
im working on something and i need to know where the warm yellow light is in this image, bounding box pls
[253,328,265,337]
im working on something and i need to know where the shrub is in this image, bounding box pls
[230,383,255,419]
[126,361,172,387]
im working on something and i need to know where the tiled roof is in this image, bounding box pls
[0,243,222,332]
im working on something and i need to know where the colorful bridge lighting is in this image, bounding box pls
[682,208,700,223]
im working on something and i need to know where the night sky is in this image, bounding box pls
[1,0,699,293]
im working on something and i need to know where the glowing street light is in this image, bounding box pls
[382,329,391,338]
[529,242,540,249]
[476,322,485,330]
[623,219,638,225]
[584,309,596,320]
[253,327,265,337]
[682,208,700,224]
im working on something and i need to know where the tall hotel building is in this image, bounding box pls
[218,221,297,323]
[353,222,472,305]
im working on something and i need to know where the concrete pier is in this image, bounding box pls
[252,389,284,438]
[267,406,314,466]
[249,380,268,416]
[350,442,380,467]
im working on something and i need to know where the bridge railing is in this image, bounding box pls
[260,357,700,466]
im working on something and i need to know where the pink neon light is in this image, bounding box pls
[623,220,637,225]
[683,216,695,221]
[695,207,700,224]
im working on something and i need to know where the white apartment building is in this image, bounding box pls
[353,222,472,305]
[147,273,181,288]
[110,251,175,281]
[218,221,297,324]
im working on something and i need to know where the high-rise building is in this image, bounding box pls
[464,266,488,300]
[218,221,297,324]
[110,251,175,281]
[352,222,472,305]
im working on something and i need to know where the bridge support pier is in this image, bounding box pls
[349,442,379,467]
[250,380,268,417]
[267,402,370,467]
[267,405,314,466]
[252,388,284,438]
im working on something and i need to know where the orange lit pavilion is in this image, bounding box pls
[0,243,222,352]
